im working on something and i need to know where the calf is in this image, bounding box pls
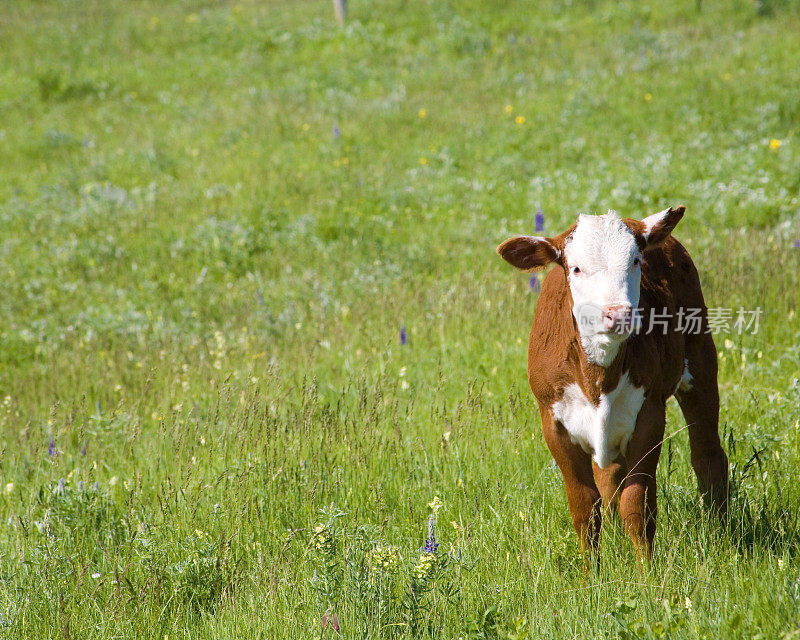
[497,207,728,559]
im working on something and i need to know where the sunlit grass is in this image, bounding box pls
[0,0,799,637]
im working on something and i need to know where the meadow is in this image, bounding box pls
[0,0,799,637]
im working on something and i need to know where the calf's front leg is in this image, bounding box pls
[619,398,666,561]
[542,409,602,556]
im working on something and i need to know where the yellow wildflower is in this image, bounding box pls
[515,115,526,125]
[769,138,781,150]
[412,552,437,582]
[372,545,400,571]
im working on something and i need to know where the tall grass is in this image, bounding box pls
[0,0,799,637]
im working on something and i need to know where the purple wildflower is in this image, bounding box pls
[529,274,540,292]
[333,122,340,138]
[322,612,340,633]
[535,207,545,234]
[423,515,439,554]
[48,440,56,456]
[256,289,264,306]
[793,239,800,249]
[400,325,407,346]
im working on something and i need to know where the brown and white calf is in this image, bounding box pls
[498,206,728,559]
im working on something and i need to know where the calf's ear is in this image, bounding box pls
[640,205,685,247]
[497,236,560,271]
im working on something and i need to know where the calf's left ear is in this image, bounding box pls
[640,205,685,246]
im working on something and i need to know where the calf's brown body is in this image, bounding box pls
[500,208,729,559]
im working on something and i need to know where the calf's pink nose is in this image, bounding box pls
[602,304,632,331]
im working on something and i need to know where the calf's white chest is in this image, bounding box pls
[551,373,645,468]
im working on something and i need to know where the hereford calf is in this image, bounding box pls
[498,207,728,559]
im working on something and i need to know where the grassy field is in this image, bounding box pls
[1,0,799,637]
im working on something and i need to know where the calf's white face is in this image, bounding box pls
[564,213,642,366]
[496,206,685,368]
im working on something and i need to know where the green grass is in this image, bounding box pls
[0,0,799,637]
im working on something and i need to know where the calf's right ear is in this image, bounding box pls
[496,236,560,271]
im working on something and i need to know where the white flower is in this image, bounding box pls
[428,496,443,514]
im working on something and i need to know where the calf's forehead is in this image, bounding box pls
[564,213,638,270]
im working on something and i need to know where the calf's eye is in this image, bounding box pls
[633,257,641,267]
[572,266,581,275]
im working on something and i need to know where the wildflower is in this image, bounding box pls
[645,93,652,101]
[428,496,443,513]
[109,476,118,486]
[769,138,781,150]
[504,104,513,114]
[515,115,526,125]
[419,157,427,165]
[529,274,540,292]
[322,612,340,632]
[4,483,13,494]
[312,523,333,552]
[47,440,56,456]
[792,239,799,249]
[423,515,439,554]
[412,552,437,582]
[372,545,400,571]
[91,572,101,579]
[535,207,545,233]
[418,108,427,119]
[684,597,693,613]
[400,325,407,346]
[333,122,341,138]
